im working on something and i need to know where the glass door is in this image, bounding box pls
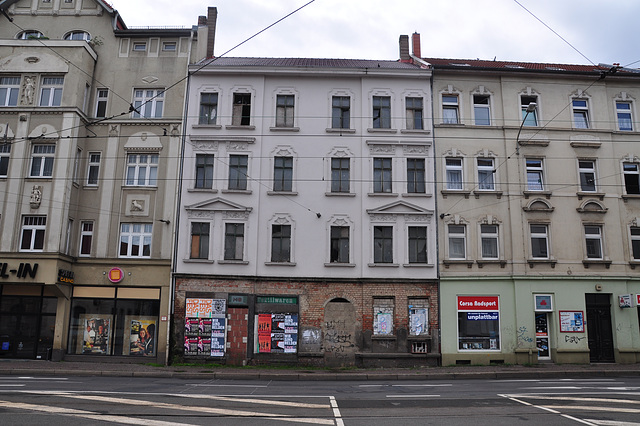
[535,313,550,360]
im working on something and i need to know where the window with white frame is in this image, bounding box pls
[0,77,20,107]
[473,94,491,126]
[95,89,108,118]
[407,158,426,193]
[445,157,463,190]
[372,96,391,129]
[64,219,73,255]
[162,42,177,51]
[530,224,549,259]
[521,95,538,126]
[480,224,499,259]
[228,154,248,190]
[30,144,55,177]
[408,226,427,264]
[623,162,640,195]
[0,144,10,177]
[373,297,394,335]
[20,216,46,252]
[578,160,596,192]
[224,223,244,261]
[332,96,350,129]
[132,89,164,118]
[526,158,544,191]
[125,153,158,186]
[271,224,291,262]
[86,152,101,186]
[132,42,147,51]
[630,226,640,260]
[17,30,44,39]
[406,97,424,130]
[63,31,91,41]
[39,77,63,107]
[273,156,293,192]
[617,101,633,131]
[119,223,152,258]
[194,154,214,189]
[79,221,93,256]
[199,92,218,125]
[477,158,495,190]
[331,157,350,193]
[275,94,295,127]
[232,93,251,126]
[448,224,466,259]
[572,99,590,129]
[190,222,209,259]
[373,226,393,263]
[373,157,392,193]
[330,225,350,263]
[584,225,603,259]
[442,94,459,124]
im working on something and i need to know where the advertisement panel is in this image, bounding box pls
[184,298,227,357]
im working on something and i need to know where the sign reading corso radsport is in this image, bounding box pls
[457,296,499,311]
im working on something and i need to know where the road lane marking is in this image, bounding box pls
[392,384,452,387]
[0,384,25,387]
[386,394,440,398]
[330,396,344,426]
[545,406,640,414]
[506,395,640,405]
[585,420,640,425]
[560,415,597,426]
[174,394,328,409]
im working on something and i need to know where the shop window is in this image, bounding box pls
[409,298,429,336]
[373,297,394,335]
[457,296,500,350]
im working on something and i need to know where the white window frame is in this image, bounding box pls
[119,223,152,258]
[20,216,46,252]
[473,94,491,126]
[572,98,590,129]
[131,89,164,118]
[95,88,108,118]
[447,224,466,260]
[584,224,603,260]
[132,42,147,52]
[125,153,158,186]
[79,220,93,257]
[520,95,538,126]
[63,31,91,41]
[477,157,495,190]
[223,222,245,261]
[0,77,20,107]
[526,158,544,191]
[442,94,459,124]
[162,42,177,51]
[578,159,597,192]
[623,162,640,195]
[30,144,55,177]
[39,77,64,107]
[616,101,633,131]
[86,152,101,186]
[530,223,549,259]
[445,157,463,190]
[480,224,499,259]
[17,30,44,39]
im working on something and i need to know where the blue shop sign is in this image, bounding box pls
[467,312,499,321]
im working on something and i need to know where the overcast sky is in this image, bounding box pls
[112,0,639,68]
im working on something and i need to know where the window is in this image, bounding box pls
[194,154,214,189]
[332,96,350,129]
[132,89,163,118]
[63,31,91,41]
[457,296,500,351]
[228,154,248,190]
[373,157,392,193]
[526,159,544,191]
[331,157,350,193]
[271,224,291,262]
[578,160,596,192]
[17,30,44,39]
[95,89,108,118]
[273,156,293,192]
[480,224,499,259]
[0,144,10,177]
[406,97,423,130]
[126,154,158,186]
[477,158,495,190]
[408,226,427,264]
[623,163,640,194]
[119,223,152,258]
[224,223,244,261]
[73,148,81,183]
[330,226,350,263]
[79,221,93,256]
[442,95,459,124]
[521,95,538,126]
[232,93,251,126]
[617,101,633,131]
[20,216,46,252]
[473,95,491,126]
[373,226,393,264]
[30,144,55,177]
[448,224,466,259]
[0,77,20,106]
[445,158,463,190]
[585,225,603,259]
[407,158,425,193]
[373,298,394,335]
[275,94,294,127]
[199,93,218,125]
[132,42,147,51]
[372,96,391,129]
[190,222,209,259]
[86,152,101,186]
[572,99,589,129]
[39,77,63,107]
[65,219,73,255]
[409,299,429,336]
[631,227,640,260]
[162,42,177,51]
[530,224,549,259]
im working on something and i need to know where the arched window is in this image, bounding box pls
[64,31,91,41]
[17,30,44,40]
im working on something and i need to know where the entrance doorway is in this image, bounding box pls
[585,293,615,362]
[323,298,357,367]
[535,313,550,360]
[0,293,56,359]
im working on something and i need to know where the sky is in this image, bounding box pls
[111,0,640,68]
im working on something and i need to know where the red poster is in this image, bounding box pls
[457,296,499,311]
[258,334,271,353]
[258,314,272,334]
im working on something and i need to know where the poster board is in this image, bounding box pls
[256,313,298,353]
[184,298,226,357]
[559,310,584,333]
[124,316,157,356]
[78,314,113,355]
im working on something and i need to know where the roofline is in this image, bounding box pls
[114,28,194,37]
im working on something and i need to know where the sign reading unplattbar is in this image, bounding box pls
[457,296,499,311]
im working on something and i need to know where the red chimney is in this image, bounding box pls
[412,32,421,58]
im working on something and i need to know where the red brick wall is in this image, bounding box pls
[226,307,248,365]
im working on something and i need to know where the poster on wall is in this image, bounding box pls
[78,314,113,355]
[257,313,298,353]
[124,316,157,356]
[559,310,584,333]
[184,298,226,357]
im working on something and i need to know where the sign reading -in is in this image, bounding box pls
[0,262,38,279]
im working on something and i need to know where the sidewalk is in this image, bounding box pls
[1,359,639,380]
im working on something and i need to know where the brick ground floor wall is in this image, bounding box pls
[173,277,440,367]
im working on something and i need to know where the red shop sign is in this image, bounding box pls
[457,296,499,311]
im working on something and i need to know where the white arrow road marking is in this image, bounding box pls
[506,395,640,405]
[585,420,640,425]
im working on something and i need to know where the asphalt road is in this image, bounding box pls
[1,375,639,425]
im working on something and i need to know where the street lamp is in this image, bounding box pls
[516,102,537,155]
